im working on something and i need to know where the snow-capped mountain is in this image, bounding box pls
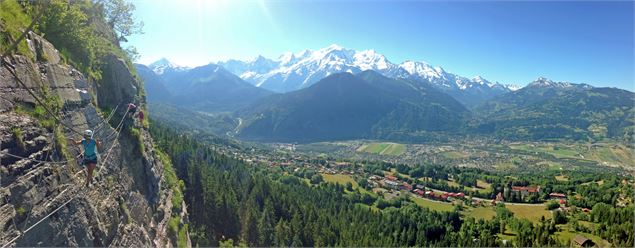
[217,44,517,105]
[148,58,190,75]
[528,77,573,88]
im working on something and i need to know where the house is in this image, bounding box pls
[413,189,425,196]
[571,235,595,247]
[415,184,425,190]
[385,175,398,181]
[549,192,566,199]
[424,191,433,197]
[510,186,541,199]
[401,183,413,191]
[383,179,401,190]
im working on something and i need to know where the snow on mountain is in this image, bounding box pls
[213,45,524,106]
[505,84,522,91]
[148,58,190,75]
[527,77,575,88]
[215,44,516,96]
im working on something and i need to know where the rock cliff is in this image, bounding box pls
[0,32,190,247]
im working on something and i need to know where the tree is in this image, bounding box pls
[309,174,323,184]
[345,182,354,191]
[552,210,567,225]
[545,201,560,210]
[101,0,143,42]
[124,46,140,62]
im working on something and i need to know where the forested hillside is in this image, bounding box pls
[146,123,635,247]
[471,79,635,142]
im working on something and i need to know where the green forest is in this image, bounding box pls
[150,124,633,247]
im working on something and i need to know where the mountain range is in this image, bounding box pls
[217,44,519,106]
[237,71,469,142]
[471,77,635,141]
[136,62,273,112]
[137,46,634,143]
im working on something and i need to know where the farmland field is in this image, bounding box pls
[555,227,610,248]
[321,173,376,196]
[441,151,468,159]
[357,142,406,155]
[322,173,357,186]
[410,196,455,212]
[505,204,551,223]
[464,207,496,220]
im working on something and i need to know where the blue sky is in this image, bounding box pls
[127,0,634,90]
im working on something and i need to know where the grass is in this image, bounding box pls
[510,144,579,159]
[119,200,132,224]
[494,162,517,170]
[554,229,609,248]
[505,204,550,223]
[321,173,357,186]
[474,180,492,193]
[410,196,455,212]
[11,127,25,150]
[511,142,635,168]
[583,144,635,167]
[157,147,184,212]
[357,142,405,156]
[129,127,145,153]
[168,216,180,241]
[54,126,74,166]
[177,223,189,247]
[441,151,467,159]
[497,227,517,242]
[0,0,34,60]
[15,206,26,216]
[555,175,569,181]
[387,168,412,180]
[464,207,496,220]
[321,173,374,196]
[446,179,461,188]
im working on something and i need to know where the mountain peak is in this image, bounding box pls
[528,77,574,88]
[149,57,173,67]
[326,44,344,50]
[148,58,189,75]
[473,76,486,82]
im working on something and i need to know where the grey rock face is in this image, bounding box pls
[96,54,139,111]
[1,33,188,247]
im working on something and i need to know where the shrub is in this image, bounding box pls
[177,223,189,247]
[156,148,183,212]
[11,127,25,150]
[0,0,34,59]
[545,200,560,210]
[119,200,132,224]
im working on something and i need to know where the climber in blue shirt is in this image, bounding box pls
[71,130,102,187]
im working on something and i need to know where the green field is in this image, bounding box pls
[506,204,550,223]
[441,151,468,159]
[555,227,610,248]
[510,143,634,168]
[357,142,405,156]
[464,207,496,220]
[410,196,455,212]
[321,173,375,196]
[322,173,357,186]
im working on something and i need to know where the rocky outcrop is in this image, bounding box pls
[96,54,140,110]
[0,32,189,247]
